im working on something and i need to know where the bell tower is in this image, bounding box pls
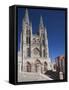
[39,16,49,58]
[21,9,32,71]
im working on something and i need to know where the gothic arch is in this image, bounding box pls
[35,59,41,64]
[44,62,48,72]
[26,62,31,72]
[43,49,45,57]
[35,59,42,73]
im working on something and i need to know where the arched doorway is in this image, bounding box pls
[44,62,47,73]
[26,62,31,72]
[35,60,42,73]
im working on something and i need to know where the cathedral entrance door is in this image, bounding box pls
[27,62,31,72]
[35,60,41,73]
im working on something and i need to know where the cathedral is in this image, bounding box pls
[18,9,52,75]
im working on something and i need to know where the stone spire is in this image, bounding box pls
[45,27,49,58]
[24,8,29,24]
[40,16,44,28]
[45,27,47,37]
[44,27,48,45]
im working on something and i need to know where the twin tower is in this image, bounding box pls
[19,9,51,73]
[20,9,49,59]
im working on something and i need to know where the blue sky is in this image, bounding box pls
[17,8,65,60]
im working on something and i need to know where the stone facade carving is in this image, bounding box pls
[18,9,52,74]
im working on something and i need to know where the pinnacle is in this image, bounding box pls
[40,16,44,27]
[25,8,29,24]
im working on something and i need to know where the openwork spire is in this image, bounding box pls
[45,27,47,34]
[25,8,29,24]
[40,16,44,28]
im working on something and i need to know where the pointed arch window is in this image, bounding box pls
[43,49,45,57]
[44,62,47,72]
[41,33,45,46]
[27,48,30,57]
[26,30,31,44]
[26,30,31,36]
[26,37,31,44]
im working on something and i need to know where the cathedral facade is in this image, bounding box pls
[18,9,52,74]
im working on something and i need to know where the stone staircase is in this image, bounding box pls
[45,70,59,80]
[18,72,52,82]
